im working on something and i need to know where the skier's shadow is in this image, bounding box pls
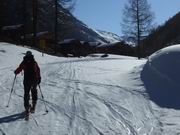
[0,112,25,124]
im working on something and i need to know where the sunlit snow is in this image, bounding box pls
[1,42,180,135]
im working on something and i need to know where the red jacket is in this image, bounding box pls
[15,57,41,81]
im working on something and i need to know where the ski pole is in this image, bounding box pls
[38,85,48,113]
[6,75,17,107]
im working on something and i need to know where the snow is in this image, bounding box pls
[93,29,121,43]
[2,24,23,30]
[1,42,180,135]
[149,45,180,85]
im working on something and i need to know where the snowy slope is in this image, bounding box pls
[94,30,122,43]
[37,2,110,43]
[1,42,180,135]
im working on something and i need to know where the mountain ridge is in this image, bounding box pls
[0,0,121,44]
[142,12,180,56]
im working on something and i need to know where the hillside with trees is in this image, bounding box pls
[141,12,180,57]
[0,0,110,48]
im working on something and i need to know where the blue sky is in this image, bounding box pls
[73,0,180,36]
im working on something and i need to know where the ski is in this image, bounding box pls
[23,108,39,127]
[30,113,39,126]
[24,111,38,126]
[24,115,29,121]
[24,111,30,121]
[23,109,48,121]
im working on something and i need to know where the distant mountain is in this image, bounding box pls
[142,12,180,57]
[94,30,122,43]
[120,36,136,47]
[31,0,111,43]
[37,2,124,44]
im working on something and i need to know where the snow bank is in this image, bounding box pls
[140,44,180,134]
[141,44,180,110]
[148,44,180,85]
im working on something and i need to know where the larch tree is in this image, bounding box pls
[121,0,154,59]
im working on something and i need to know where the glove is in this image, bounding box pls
[37,77,41,84]
[14,70,18,75]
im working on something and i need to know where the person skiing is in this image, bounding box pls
[14,51,41,116]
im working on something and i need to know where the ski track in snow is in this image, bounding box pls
[35,58,158,135]
[0,44,162,135]
[0,59,157,135]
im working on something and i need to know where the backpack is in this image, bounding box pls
[23,55,37,80]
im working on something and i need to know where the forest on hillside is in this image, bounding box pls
[0,0,180,58]
[141,12,180,57]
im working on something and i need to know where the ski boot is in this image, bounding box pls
[30,102,36,113]
[25,105,31,120]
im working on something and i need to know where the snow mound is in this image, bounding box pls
[149,44,180,85]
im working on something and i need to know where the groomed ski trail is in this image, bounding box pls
[0,44,161,135]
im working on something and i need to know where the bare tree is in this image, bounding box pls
[121,0,154,59]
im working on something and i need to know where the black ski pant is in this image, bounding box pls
[23,79,38,110]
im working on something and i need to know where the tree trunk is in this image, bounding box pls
[54,0,58,54]
[136,0,141,59]
[33,0,38,47]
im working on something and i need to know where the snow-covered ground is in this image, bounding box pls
[1,42,180,135]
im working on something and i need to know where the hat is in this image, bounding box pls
[25,51,33,56]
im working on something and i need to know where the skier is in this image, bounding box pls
[14,51,41,117]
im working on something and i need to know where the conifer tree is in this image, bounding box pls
[121,0,154,59]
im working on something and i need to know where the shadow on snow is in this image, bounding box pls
[141,62,180,109]
[0,112,25,124]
